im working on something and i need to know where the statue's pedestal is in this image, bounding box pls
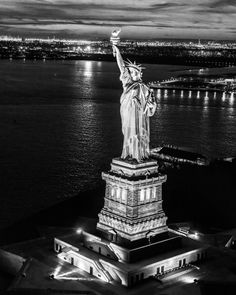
[54,157,208,286]
[97,158,168,242]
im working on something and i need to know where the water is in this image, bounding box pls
[0,60,235,229]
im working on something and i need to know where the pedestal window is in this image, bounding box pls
[146,188,151,201]
[140,189,145,202]
[152,186,157,199]
[121,189,127,203]
[111,187,115,198]
[117,187,121,200]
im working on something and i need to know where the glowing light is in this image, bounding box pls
[111,187,115,197]
[56,277,78,280]
[180,275,197,284]
[53,266,62,277]
[53,267,98,282]
[146,188,151,200]
[152,186,156,199]
[230,92,234,102]
[76,228,83,234]
[222,92,226,101]
[121,189,127,202]
[100,276,108,282]
[194,232,199,238]
[140,189,145,201]
[117,187,121,199]
[84,60,93,78]
[56,277,96,281]
[56,270,79,278]
[203,93,209,106]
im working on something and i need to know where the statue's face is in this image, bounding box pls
[129,67,142,81]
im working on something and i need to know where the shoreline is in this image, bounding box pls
[1,54,235,68]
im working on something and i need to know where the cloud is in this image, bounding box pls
[150,2,187,10]
[192,0,236,14]
[0,0,235,39]
[210,0,236,7]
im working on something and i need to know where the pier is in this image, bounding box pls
[149,77,236,95]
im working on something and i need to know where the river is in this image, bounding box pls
[0,59,235,229]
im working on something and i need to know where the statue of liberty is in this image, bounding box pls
[110,30,157,163]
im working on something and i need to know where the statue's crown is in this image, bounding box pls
[124,59,145,72]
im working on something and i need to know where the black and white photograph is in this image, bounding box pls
[0,1,236,294]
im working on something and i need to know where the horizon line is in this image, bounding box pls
[1,35,236,42]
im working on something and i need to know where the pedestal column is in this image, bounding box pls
[97,158,168,242]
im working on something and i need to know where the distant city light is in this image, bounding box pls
[0,35,236,68]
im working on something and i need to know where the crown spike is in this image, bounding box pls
[124,59,145,72]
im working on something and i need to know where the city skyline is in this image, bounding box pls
[0,0,236,40]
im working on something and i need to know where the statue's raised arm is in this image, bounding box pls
[112,45,125,73]
[110,29,125,73]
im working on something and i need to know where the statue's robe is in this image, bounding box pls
[120,67,156,162]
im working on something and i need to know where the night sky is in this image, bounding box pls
[0,0,236,40]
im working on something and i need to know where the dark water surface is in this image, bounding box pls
[0,60,235,229]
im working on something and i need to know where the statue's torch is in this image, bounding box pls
[110,29,121,56]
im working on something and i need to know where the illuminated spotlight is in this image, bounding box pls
[56,277,79,281]
[56,269,79,278]
[189,263,200,270]
[180,275,196,284]
[101,276,109,282]
[76,228,83,234]
[52,265,62,278]
[56,276,96,281]
[194,232,199,238]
